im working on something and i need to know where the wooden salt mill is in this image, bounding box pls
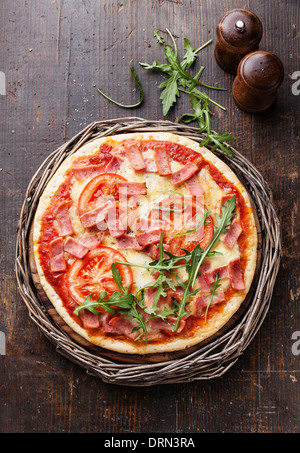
[215,8,263,74]
[232,51,284,113]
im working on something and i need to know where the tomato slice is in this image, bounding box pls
[66,247,133,309]
[78,173,126,217]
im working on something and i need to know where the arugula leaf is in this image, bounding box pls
[159,71,180,116]
[97,60,144,108]
[199,132,235,157]
[73,291,135,316]
[205,273,221,323]
[154,29,164,44]
[182,38,198,67]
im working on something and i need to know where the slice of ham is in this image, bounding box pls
[105,315,139,340]
[136,229,162,246]
[49,237,66,272]
[221,220,242,249]
[78,232,104,249]
[124,142,146,171]
[134,218,167,231]
[64,237,89,259]
[79,309,100,328]
[153,144,171,176]
[197,261,212,293]
[144,158,158,173]
[106,219,126,238]
[54,202,73,237]
[184,175,204,196]
[229,259,245,290]
[203,264,230,284]
[79,199,114,229]
[117,181,147,196]
[198,274,212,293]
[105,155,124,173]
[192,289,225,314]
[116,234,144,250]
[148,317,186,334]
[171,162,199,186]
[72,164,105,181]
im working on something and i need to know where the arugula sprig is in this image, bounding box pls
[173,195,236,330]
[140,29,235,156]
[117,195,236,332]
[154,29,164,44]
[140,30,222,116]
[97,60,144,108]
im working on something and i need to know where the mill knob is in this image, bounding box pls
[232,51,284,113]
[215,8,263,74]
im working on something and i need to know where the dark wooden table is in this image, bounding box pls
[1,0,299,434]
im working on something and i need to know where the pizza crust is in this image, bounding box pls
[33,132,257,355]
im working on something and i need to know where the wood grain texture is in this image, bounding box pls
[0,0,299,433]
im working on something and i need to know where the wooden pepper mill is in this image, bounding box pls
[232,51,284,113]
[215,8,263,74]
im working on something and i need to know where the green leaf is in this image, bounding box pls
[182,38,198,67]
[199,132,235,157]
[97,60,144,108]
[154,29,164,44]
[111,263,125,293]
[159,71,180,116]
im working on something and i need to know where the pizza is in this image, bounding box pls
[32,132,257,355]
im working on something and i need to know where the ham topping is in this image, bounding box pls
[171,162,199,186]
[136,229,162,246]
[54,202,73,237]
[203,264,230,284]
[105,315,139,340]
[79,310,100,329]
[72,164,105,181]
[64,237,89,259]
[79,199,114,229]
[229,259,245,290]
[184,175,204,196]
[117,181,147,195]
[203,259,245,291]
[49,237,66,273]
[78,232,104,249]
[144,158,157,173]
[105,155,124,173]
[153,144,171,176]
[149,317,186,334]
[116,234,144,250]
[124,142,146,171]
[192,289,225,314]
[221,220,242,249]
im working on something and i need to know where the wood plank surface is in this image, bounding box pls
[0,0,299,433]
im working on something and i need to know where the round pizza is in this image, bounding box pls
[32,132,257,355]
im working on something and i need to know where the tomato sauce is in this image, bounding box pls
[37,139,254,343]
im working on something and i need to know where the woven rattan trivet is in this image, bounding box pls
[15,118,281,386]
